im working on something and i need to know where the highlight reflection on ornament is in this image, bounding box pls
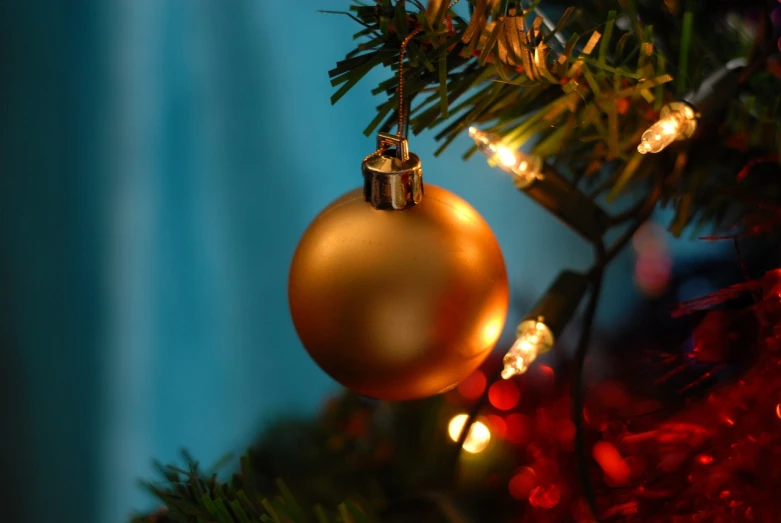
[481,319,503,346]
[468,127,542,188]
[448,414,491,453]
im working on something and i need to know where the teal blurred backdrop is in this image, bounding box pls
[0,2,730,523]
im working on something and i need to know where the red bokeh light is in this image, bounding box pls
[532,457,560,484]
[509,467,538,500]
[489,380,520,411]
[505,413,533,444]
[457,370,486,400]
[485,414,507,439]
[554,419,575,445]
[528,484,561,509]
[592,441,631,486]
[594,381,630,411]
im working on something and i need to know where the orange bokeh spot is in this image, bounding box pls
[505,413,532,444]
[457,371,486,400]
[509,467,538,500]
[696,454,714,465]
[489,380,520,411]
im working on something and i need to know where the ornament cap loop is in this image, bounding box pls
[362,133,423,210]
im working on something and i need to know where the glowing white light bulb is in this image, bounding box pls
[469,127,542,188]
[501,318,554,379]
[448,414,491,453]
[637,103,697,155]
[496,146,517,168]
[637,113,684,154]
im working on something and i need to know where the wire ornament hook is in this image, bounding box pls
[396,27,422,138]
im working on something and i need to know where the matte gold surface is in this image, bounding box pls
[289,184,509,400]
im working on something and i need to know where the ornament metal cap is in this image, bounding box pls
[362,133,423,210]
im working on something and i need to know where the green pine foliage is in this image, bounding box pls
[133,451,370,523]
[135,395,481,523]
[326,0,781,236]
[133,439,377,523]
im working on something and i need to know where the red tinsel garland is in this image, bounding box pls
[445,270,781,522]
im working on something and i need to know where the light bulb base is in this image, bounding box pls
[683,58,747,119]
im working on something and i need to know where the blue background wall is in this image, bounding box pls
[0,2,729,522]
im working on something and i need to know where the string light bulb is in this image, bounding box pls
[636,59,747,154]
[469,127,542,188]
[502,318,554,379]
[448,414,491,453]
[637,102,697,155]
[501,271,590,379]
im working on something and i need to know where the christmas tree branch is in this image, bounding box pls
[133,452,377,523]
[329,0,781,236]
[572,245,605,521]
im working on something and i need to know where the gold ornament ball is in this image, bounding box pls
[288,184,509,400]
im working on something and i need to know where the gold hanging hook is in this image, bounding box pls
[396,27,422,138]
[398,0,461,137]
